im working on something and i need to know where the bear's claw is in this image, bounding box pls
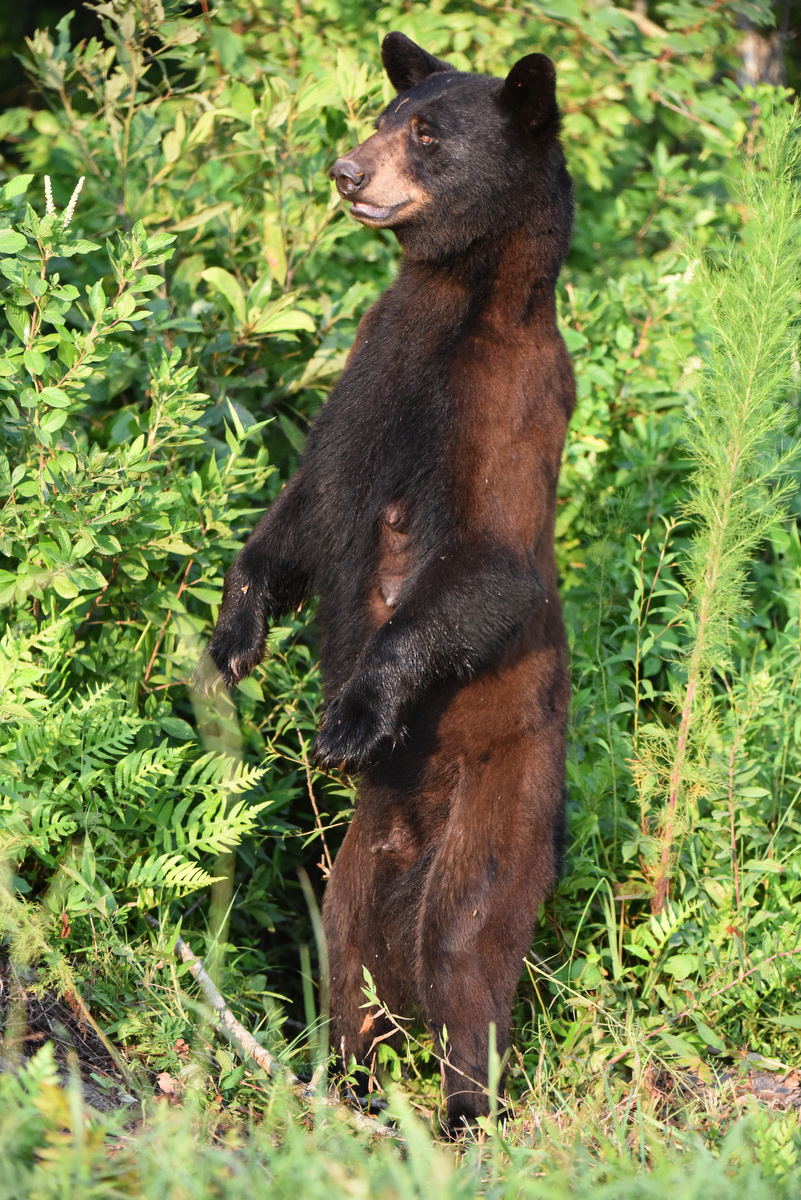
[205,596,267,689]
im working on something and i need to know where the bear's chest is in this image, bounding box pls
[306,311,455,548]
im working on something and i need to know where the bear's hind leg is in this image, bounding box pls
[415,737,564,1134]
[323,800,421,1087]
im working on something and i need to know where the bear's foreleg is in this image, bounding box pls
[207,473,312,687]
[314,542,543,769]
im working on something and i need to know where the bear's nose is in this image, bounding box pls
[330,158,365,198]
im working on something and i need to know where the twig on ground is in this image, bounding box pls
[144,914,400,1141]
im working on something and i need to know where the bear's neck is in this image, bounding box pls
[399,225,560,332]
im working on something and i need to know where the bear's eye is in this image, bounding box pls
[410,117,436,146]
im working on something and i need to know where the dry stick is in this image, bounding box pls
[144,915,399,1142]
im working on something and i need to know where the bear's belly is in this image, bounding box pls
[369,503,414,625]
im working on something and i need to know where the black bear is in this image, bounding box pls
[206,32,574,1132]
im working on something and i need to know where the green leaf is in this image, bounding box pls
[765,1016,801,1030]
[3,174,34,200]
[200,267,247,327]
[52,571,80,599]
[23,348,47,377]
[187,586,222,605]
[693,1018,726,1051]
[162,129,182,164]
[263,218,287,287]
[237,677,263,701]
[115,293,137,319]
[278,412,306,455]
[169,202,231,233]
[250,305,315,336]
[0,229,27,253]
[88,280,105,320]
[159,539,196,556]
[660,1031,700,1060]
[4,304,29,341]
[58,239,102,256]
[39,386,71,409]
[662,954,696,980]
[160,718,196,740]
[132,274,164,292]
[120,559,149,581]
[221,1063,246,1091]
[41,410,67,434]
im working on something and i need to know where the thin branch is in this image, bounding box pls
[145,914,399,1141]
[143,559,194,683]
[63,985,143,1098]
[298,731,333,877]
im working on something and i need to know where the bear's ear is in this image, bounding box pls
[497,53,557,130]
[381,32,454,93]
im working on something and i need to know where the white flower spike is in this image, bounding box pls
[44,175,56,218]
[62,176,85,228]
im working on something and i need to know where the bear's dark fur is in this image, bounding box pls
[206,32,574,1132]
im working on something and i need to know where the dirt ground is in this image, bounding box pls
[0,960,134,1112]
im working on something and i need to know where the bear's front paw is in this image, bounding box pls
[204,592,267,690]
[208,636,264,690]
[313,675,402,772]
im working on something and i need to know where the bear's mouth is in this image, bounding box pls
[349,199,411,225]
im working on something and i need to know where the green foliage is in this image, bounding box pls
[1,0,801,1192]
[4,1043,801,1199]
[638,102,801,910]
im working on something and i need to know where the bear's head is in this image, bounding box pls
[330,32,571,263]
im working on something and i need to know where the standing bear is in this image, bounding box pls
[207,32,574,1132]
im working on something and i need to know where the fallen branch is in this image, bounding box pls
[145,914,399,1142]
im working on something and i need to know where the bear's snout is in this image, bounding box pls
[330,158,366,198]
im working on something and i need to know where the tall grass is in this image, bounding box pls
[636,100,801,911]
[4,1042,801,1199]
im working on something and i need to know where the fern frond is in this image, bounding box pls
[128,852,221,894]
